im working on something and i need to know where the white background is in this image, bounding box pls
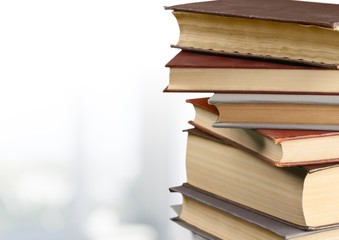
[0,0,338,239]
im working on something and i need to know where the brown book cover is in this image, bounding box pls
[164,51,339,94]
[165,0,339,68]
[256,129,339,144]
[165,51,314,69]
[186,97,218,115]
[165,0,339,29]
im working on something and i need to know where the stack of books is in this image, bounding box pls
[164,0,339,239]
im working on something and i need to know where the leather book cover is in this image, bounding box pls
[164,51,339,94]
[186,97,218,115]
[165,0,339,68]
[166,51,317,69]
[165,0,339,29]
[170,184,339,235]
[256,129,339,144]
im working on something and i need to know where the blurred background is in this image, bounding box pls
[0,0,338,239]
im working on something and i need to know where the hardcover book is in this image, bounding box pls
[183,128,339,229]
[208,93,339,131]
[165,0,339,68]
[170,184,339,239]
[187,97,339,166]
[165,51,339,94]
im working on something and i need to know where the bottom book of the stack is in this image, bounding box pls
[170,184,339,240]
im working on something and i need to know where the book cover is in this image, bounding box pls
[164,51,339,94]
[165,0,339,29]
[166,51,313,69]
[165,0,339,68]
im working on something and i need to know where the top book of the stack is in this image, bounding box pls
[165,0,339,69]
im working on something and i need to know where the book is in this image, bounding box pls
[165,51,339,94]
[208,93,339,131]
[172,217,220,240]
[183,128,339,229]
[170,184,339,239]
[165,0,339,68]
[187,97,339,167]
[171,204,210,239]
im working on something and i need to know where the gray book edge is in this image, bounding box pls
[170,184,339,239]
[208,93,339,105]
[170,204,182,215]
[212,122,339,131]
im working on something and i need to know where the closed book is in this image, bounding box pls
[208,93,339,131]
[183,128,339,229]
[170,184,339,239]
[165,0,339,68]
[165,51,339,94]
[187,97,339,167]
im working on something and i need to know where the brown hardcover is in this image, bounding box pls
[165,0,339,29]
[166,51,317,69]
[186,97,218,115]
[256,129,339,144]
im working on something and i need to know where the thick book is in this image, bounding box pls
[170,184,339,239]
[164,51,339,94]
[172,217,220,240]
[183,128,339,229]
[171,205,211,240]
[187,97,339,167]
[208,93,339,131]
[165,0,339,68]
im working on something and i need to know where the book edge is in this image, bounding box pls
[212,122,339,132]
[172,45,338,69]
